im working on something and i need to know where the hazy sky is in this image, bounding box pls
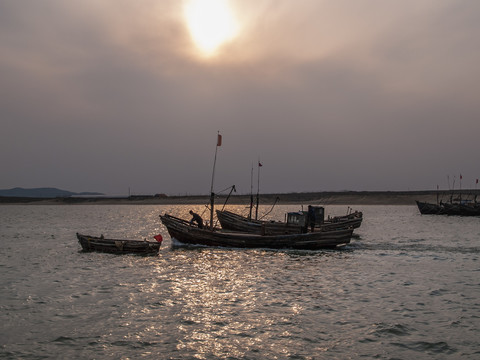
[1,0,479,196]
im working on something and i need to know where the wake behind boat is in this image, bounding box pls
[76,233,163,254]
[160,214,353,250]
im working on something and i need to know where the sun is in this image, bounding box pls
[183,0,239,56]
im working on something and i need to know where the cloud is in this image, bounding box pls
[1,1,479,194]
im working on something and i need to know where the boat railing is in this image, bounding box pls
[162,214,192,225]
[162,213,218,229]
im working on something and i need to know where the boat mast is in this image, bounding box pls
[249,163,254,220]
[459,173,462,203]
[210,132,222,230]
[255,159,261,220]
[475,178,478,204]
[450,176,455,203]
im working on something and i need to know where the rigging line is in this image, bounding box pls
[220,185,236,211]
[204,185,235,212]
[258,196,280,220]
[217,185,236,194]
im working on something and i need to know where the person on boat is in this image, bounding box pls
[189,210,204,229]
[307,205,316,232]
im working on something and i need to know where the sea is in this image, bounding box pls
[1,204,479,359]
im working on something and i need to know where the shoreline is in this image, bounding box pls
[1,190,477,206]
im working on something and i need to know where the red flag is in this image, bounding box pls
[153,234,163,243]
[258,162,263,167]
[460,174,463,180]
[217,134,222,147]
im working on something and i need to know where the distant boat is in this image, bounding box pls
[417,178,480,216]
[442,202,480,216]
[76,233,162,254]
[416,200,480,216]
[415,201,445,215]
[216,208,362,235]
[160,214,353,250]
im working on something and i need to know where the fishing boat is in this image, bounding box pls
[415,200,444,215]
[76,233,163,254]
[441,202,480,216]
[217,160,362,235]
[417,178,480,216]
[216,208,362,235]
[159,133,354,249]
[160,214,353,249]
[326,210,363,228]
[416,200,480,216]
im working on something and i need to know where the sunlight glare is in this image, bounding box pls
[184,0,239,56]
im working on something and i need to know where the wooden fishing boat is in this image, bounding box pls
[216,210,298,234]
[442,202,480,216]
[416,200,480,216]
[216,208,362,235]
[160,214,353,250]
[325,211,363,229]
[416,201,444,215]
[76,233,162,254]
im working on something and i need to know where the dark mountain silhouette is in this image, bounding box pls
[0,187,103,198]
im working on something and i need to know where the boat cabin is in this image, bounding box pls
[286,206,325,226]
[287,212,306,227]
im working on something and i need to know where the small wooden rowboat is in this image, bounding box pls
[76,233,162,254]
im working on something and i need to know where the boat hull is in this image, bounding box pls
[216,210,299,234]
[160,214,353,250]
[76,233,161,254]
[416,201,444,215]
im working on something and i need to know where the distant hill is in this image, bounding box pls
[0,187,104,198]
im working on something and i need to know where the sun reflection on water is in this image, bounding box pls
[155,248,302,357]
[169,251,260,356]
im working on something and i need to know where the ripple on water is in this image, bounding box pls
[392,341,457,355]
[371,322,415,337]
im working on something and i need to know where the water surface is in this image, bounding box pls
[1,204,479,359]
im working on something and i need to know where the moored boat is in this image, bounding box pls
[76,233,163,254]
[416,200,444,215]
[216,209,297,234]
[160,214,353,250]
[442,202,480,216]
[416,200,480,216]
